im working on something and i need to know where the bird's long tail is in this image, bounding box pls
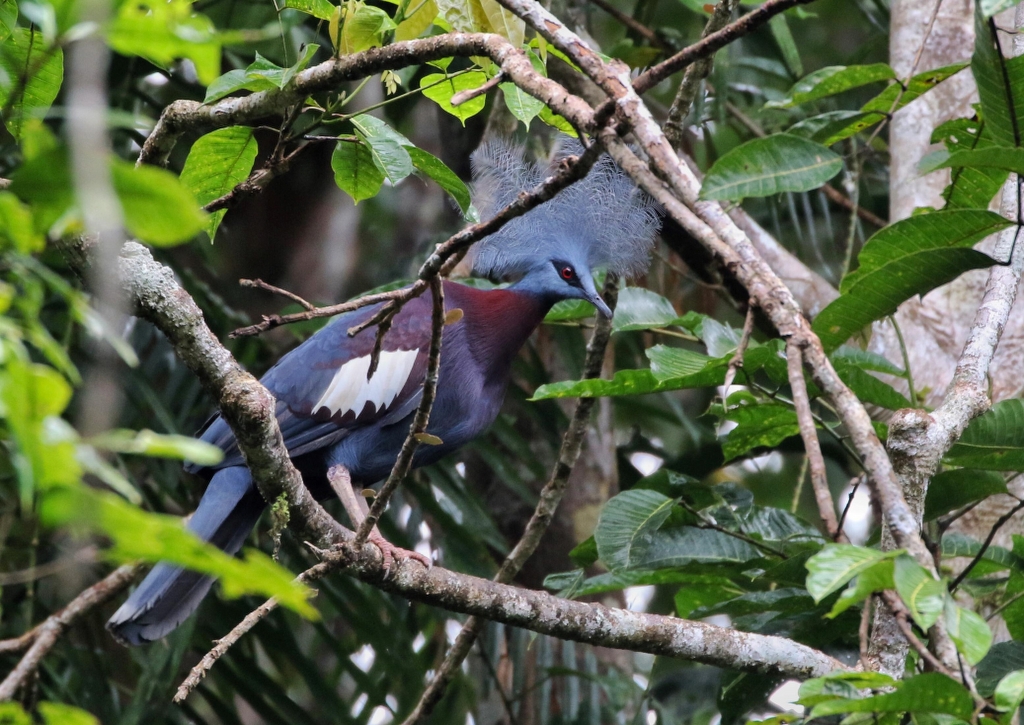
[106,467,265,646]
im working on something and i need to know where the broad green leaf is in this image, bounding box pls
[549,569,735,600]
[107,0,220,86]
[805,544,894,602]
[675,580,745,618]
[285,0,335,20]
[973,7,1024,148]
[834,363,910,411]
[38,703,98,725]
[0,703,31,725]
[538,104,577,137]
[981,0,1022,17]
[768,14,802,77]
[832,346,906,377]
[0,0,16,43]
[179,127,258,240]
[594,489,676,570]
[531,369,676,399]
[922,146,1024,176]
[944,596,992,665]
[808,673,973,719]
[787,110,881,147]
[995,670,1024,712]
[893,554,945,629]
[799,672,897,707]
[0,192,44,254]
[435,0,489,32]
[351,116,413,185]
[89,429,224,466]
[40,486,317,618]
[647,345,716,381]
[829,558,894,618]
[770,64,895,108]
[813,210,1010,352]
[337,1,396,54]
[925,469,1006,521]
[112,160,207,246]
[721,402,800,462]
[0,29,64,140]
[634,526,762,569]
[395,0,438,40]
[612,287,686,333]
[860,63,969,116]
[331,139,384,203]
[406,146,473,218]
[946,399,1024,470]
[691,587,814,619]
[942,532,1018,568]
[420,71,488,124]
[933,117,1009,211]
[500,82,544,128]
[700,134,842,201]
[979,642,1024,697]
[204,46,319,103]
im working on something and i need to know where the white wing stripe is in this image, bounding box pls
[312,349,419,418]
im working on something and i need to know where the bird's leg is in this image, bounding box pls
[327,465,431,572]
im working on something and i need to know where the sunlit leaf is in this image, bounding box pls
[0,29,64,140]
[478,0,524,46]
[90,429,224,466]
[829,558,894,618]
[112,160,208,246]
[284,0,335,20]
[995,670,1024,712]
[180,127,258,240]
[420,71,488,124]
[0,0,16,43]
[395,0,438,40]
[893,554,945,629]
[700,134,842,201]
[337,2,396,55]
[808,674,973,720]
[944,596,992,665]
[351,115,413,184]
[611,287,687,333]
[805,544,895,602]
[205,46,319,103]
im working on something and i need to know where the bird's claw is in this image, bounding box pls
[368,530,432,575]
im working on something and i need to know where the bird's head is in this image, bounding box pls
[468,137,660,318]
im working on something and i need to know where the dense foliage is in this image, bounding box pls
[5,0,1024,723]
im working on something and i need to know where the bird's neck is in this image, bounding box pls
[446,281,552,374]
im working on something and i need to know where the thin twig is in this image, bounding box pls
[836,475,863,537]
[451,71,505,106]
[354,278,444,547]
[787,340,844,542]
[0,564,139,700]
[586,0,668,50]
[722,304,755,397]
[173,561,334,702]
[400,278,619,725]
[240,278,315,310]
[949,498,1024,591]
[859,593,872,670]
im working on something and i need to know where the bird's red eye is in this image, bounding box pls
[561,266,574,280]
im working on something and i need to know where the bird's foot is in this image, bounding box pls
[367,530,432,574]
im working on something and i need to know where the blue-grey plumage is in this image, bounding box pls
[106,139,660,646]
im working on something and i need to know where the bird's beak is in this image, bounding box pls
[586,289,613,319]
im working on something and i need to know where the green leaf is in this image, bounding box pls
[350,116,413,185]
[933,117,1010,211]
[38,703,98,725]
[331,139,384,203]
[973,7,1024,148]
[89,429,224,466]
[860,63,969,116]
[0,0,16,43]
[594,489,676,570]
[691,587,814,619]
[946,399,1024,471]
[799,672,897,707]
[805,544,895,602]
[647,345,717,380]
[832,346,906,376]
[721,402,800,462]
[634,526,762,569]
[700,134,842,201]
[406,146,473,218]
[981,0,1022,17]
[834,363,910,411]
[979,642,1024,697]
[893,554,945,629]
[675,579,745,617]
[944,596,992,665]
[179,127,258,240]
[338,2,396,54]
[813,210,1010,352]
[0,29,64,140]
[284,0,335,20]
[395,0,438,41]
[538,104,577,137]
[942,531,1018,569]
[771,64,895,108]
[0,192,44,253]
[925,469,1007,521]
[922,146,1024,176]
[204,46,319,103]
[612,287,686,333]
[768,14,802,77]
[420,71,488,124]
[808,673,973,719]
[112,160,207,246]
[995,670,1024,712]
[107,0,220,86]
[787,111,882,147]
[829,558,895,618]
[40,486,317,618]
[500,82,544,128]
[531,369,678,400]
[0,703,31,725]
